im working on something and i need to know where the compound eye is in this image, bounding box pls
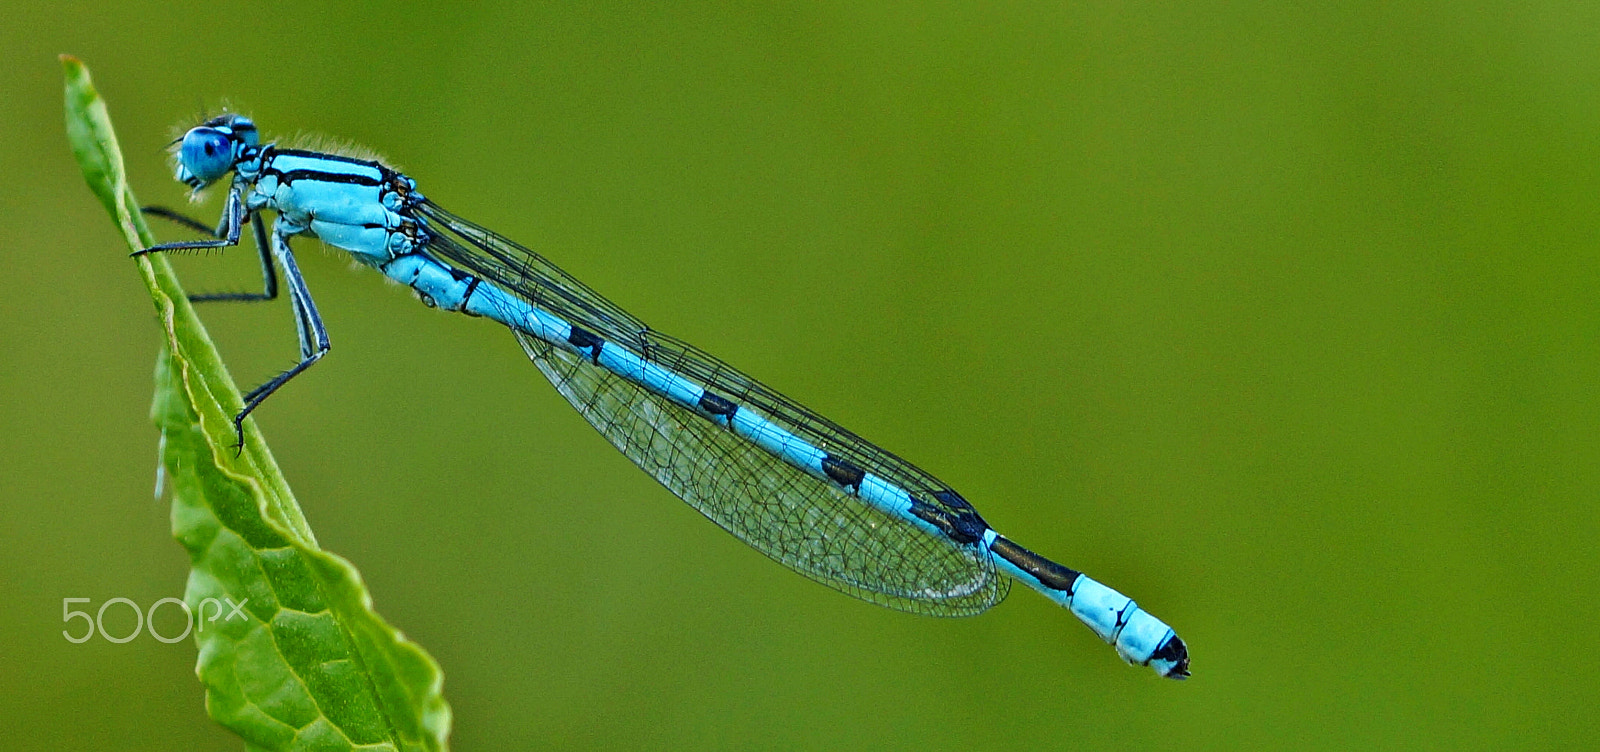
[179,127,235,184]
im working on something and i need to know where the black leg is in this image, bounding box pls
[141,202,278,303]
[190,214,277,303]
[141,205,217,236]
[134,190,245,256]
[229,233,330,451]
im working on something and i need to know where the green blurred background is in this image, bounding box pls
[4,1,1597,749]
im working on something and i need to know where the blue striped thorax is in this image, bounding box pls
[173,116,429,266]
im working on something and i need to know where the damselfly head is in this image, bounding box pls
[172,114,258,190]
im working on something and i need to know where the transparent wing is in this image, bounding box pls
[516,333,1004,613]
[418,200,1009,614]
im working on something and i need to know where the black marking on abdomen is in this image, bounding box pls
[458,276,482,316]
[989,536,1081,593]
[908,495,990,546]
[932,489,979,513]
[567,326,604,361]
[822,455,865,491]
[1148,635,1190,676]
[698,392,738,420]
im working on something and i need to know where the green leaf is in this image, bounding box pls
[62,56,452,752]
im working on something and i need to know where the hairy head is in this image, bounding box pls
[170,114,258,190]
